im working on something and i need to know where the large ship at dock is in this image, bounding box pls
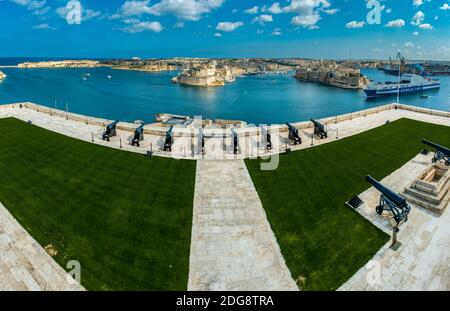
[364,74,440,99]
[0,70,6,81]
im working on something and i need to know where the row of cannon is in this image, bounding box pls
[100,119,329,155]
[100,121,450,167]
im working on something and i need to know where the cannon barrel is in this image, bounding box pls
[286,122,298,134]
[311,119,321,125]
[365,175,408,208]
[135,124,144,134]
[422,139,450,156]
[166,126,173,137]
[107,120,119,129]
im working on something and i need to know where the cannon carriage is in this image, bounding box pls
[261,126,272,150]
[163,126,174,152]
[311,119,328,139]
[365,175,411,227]
[232,128,240,155]
[102,120,119,141]
[422,139,450,166]
[131,124,145,147]
[286,122,302,145]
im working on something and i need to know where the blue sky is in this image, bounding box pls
[1,0,449,60]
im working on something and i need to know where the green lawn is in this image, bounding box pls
[0,118,196,291]
[246,118,450,291]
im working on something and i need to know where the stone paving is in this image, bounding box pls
[1,102,450,291]
[339,153,450,291]
[0,203,84,291]
[188,160,298,291]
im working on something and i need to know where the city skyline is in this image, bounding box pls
[1,0,450,60]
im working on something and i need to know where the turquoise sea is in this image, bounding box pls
[1,58,449,125]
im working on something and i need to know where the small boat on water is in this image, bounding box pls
[364,74,440,99]
[107,75,112,79]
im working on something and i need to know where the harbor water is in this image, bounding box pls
[1,59,449,125]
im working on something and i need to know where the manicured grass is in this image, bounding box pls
[246,118,450,291]
[0,118,196,291]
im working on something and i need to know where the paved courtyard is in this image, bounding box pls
[339,153,450,291]
[0,102,449,291]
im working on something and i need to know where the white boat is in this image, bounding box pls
[107,75,112,79]
[364,74,440,99]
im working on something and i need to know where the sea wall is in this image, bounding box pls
[1,102,449,139]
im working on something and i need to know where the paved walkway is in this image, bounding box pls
[339,153,450,291]
[0,203,84,291]
[188,160,298,291]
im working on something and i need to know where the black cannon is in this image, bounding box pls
[163,126,174,152]
[102,120,119,141]
[365,175,411,226]
[311,119,328,139]
[261,126,272,150]
[198,128,205,155]
[422,139,450,166]
[232,128,239,154]
[286,122,302,145]
[131,124,145,147]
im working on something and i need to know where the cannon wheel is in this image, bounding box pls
[376,205,384,215]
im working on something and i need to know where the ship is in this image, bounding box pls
[0,70,6,81]
[364,74,440,99]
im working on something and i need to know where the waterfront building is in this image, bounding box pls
[295,63,369,89]
[173,61,226,87]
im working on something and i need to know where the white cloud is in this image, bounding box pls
[385,19,405,28]
[244,6,259,14]
[411,11,424,26]
[440,3,450,10]
[386,8,392,14]
[272,28,282,36]
[405,42,414,47]
[216,21,244,32]
[276,0,331,28]
[117,0,224,21]
[291,14,320,27]
[323,8,338,15]
[121,21,163,33]
[10,0,46,10]
[268,2,282,14]
[345,21,365,29]
[413,31,419,35]
[32,23,51,30]
[419,23,433,30]
[148,0,224,21]
[214,32,222,37]
[120,0,153,16]
[56,6,102,22]
[252,14,273,25]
